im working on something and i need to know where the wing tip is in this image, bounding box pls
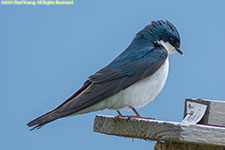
[27,118,45,131]
[27,111,59,131]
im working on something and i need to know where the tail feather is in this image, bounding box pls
[27,111,60,131]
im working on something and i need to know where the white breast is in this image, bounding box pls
[104,57,169,110]
[75,58,169,115]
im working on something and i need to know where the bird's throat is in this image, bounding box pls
[158,40,176,54]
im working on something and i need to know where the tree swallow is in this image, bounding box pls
[27,20,183,130]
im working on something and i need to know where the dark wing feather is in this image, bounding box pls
[27,47,167,130]
[56,47,168,115]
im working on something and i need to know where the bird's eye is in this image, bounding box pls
[169,37,175,44]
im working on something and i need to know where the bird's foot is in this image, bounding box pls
[115,109,155,120]
[126,115,155,121]
[141,117,155,120]
[126,115,141,120]
[129,107,155,120]
[126,115,142,118]
[115,111,127,118]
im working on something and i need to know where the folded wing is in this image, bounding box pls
[27,47,168,130]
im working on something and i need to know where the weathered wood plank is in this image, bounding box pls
[94,115,225,147]
[155,142,225,150]
[184,98,225,127]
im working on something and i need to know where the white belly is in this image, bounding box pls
[75,58,169,115]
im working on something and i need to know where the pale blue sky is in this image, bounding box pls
[1,1,225,150]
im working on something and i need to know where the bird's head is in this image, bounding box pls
[136,20,183,55]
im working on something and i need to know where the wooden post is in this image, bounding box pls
[93,98,225,150]
[184,98,225,127]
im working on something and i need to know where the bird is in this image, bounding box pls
[27,20,183,130]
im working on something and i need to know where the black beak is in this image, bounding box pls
[176,47,183,55]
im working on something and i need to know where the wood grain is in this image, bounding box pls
[94,115,225,147]
[155,142,225,150]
